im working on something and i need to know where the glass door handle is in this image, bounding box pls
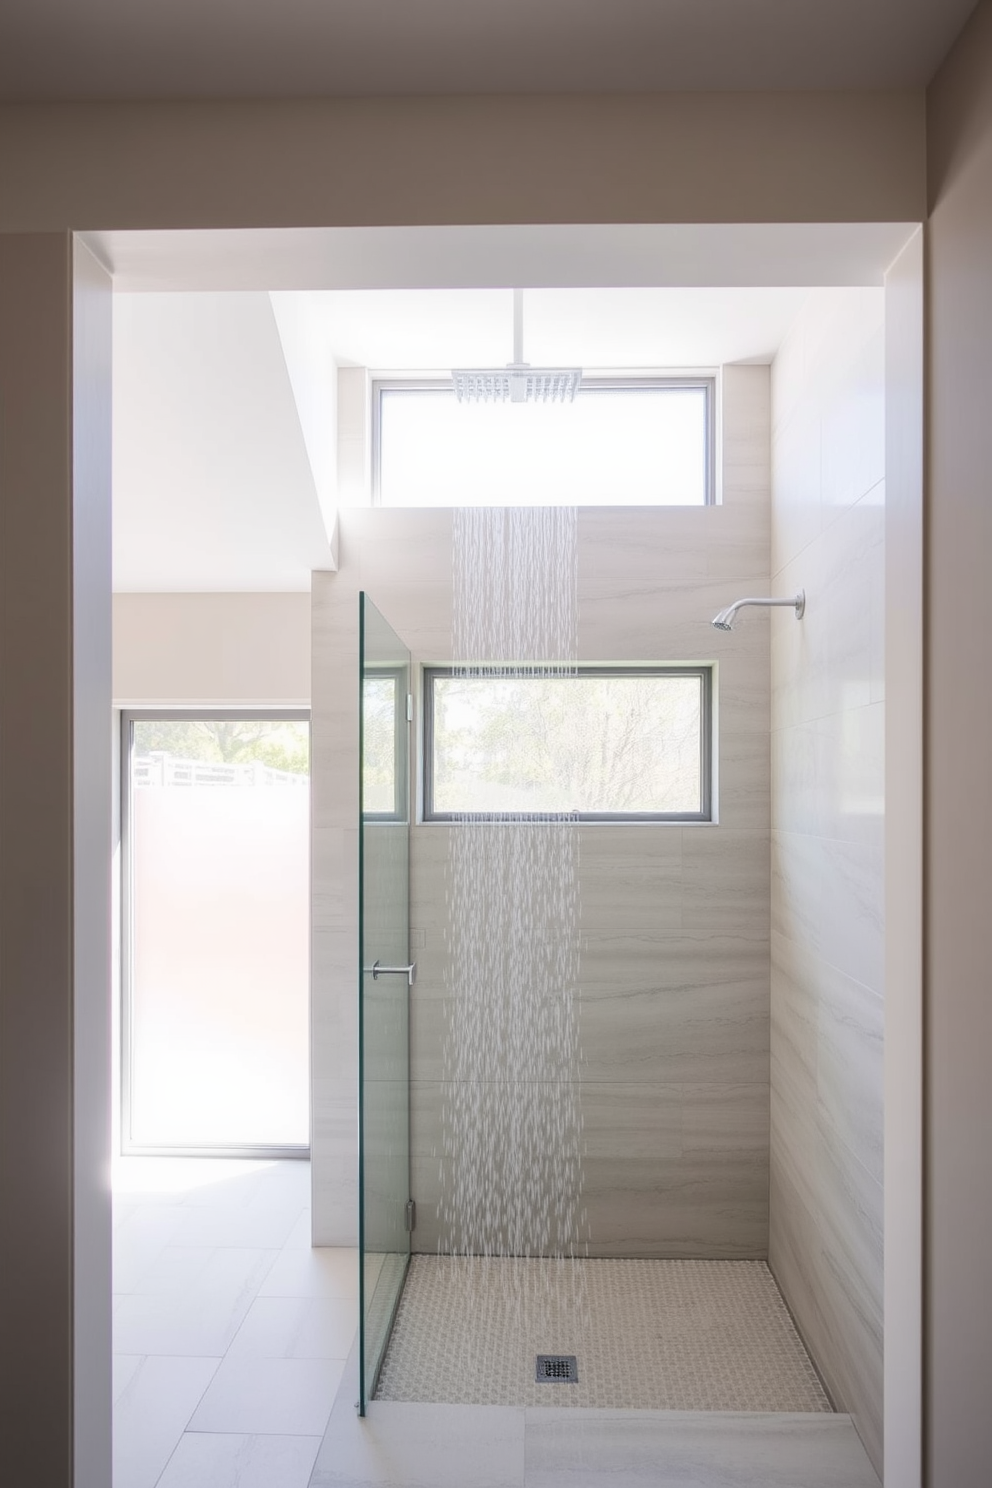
[365,959,417,986]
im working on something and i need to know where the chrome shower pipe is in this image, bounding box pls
[711,590,805,631]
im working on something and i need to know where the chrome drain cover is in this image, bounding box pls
[536,1354,578,1383]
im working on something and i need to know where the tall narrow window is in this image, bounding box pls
[122,712,310,1154]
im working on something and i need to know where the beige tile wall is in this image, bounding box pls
[312,366,772,1258]
[768,289,885,1474]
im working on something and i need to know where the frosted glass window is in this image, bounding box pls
[375,380,713,507]
[124,714,310,1153]
[425,668,711,821]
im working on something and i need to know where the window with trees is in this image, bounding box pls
[423,667,712,822]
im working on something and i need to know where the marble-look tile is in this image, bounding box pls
[409,1078,768,1259]
[820,326,885,520]
[311,1078,359,1158]
[578,1081,682,1160]
[772,1128,883,1469]
[580,926,770,992]
[772,499,882,732]
[681,1083,769,1157]
[716,729,770,831]
[769,1083,821,1248]
[577,975,769,1086]
[577,825,683,935]
[770,931,818,1092]
[772,706,884,850]
[156,1432,322,1488]
[259,1246,359,1300]
[312,827,360,932]
[771,406,822,574]
[355,579,452,660]
[311,1156,359,1247]
[771,832,883,995]
[715,646,775,734]
[524,1409,880,1488]
[113,1354,220,1488]
[113,1248,279,1355]
[815,967,883,1188]
[171,1193,306,1250]
[282,1207,314,1249]
[681,830,770,938]
[577,507,713,585]
[112,1202,188,1293]
[227,1295,358,1361]
[311,1398,527,1488]
[113,1352,144,1403]
[581,1157,768,1258]
[578,576,769,664]
[188,1354,344,1436]
[343,507,454,586]
[768,1159,828,1362]
[311,943,359,1041]
[817,1127,883,1342]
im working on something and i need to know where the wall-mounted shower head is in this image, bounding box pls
[711,591,805,631]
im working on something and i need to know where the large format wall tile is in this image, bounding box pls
[314,370,773,1256]
[769,287,885,1477]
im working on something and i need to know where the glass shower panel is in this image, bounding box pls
[359,593,412,1412]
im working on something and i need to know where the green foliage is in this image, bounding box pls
[433,673,701,814]
[133,719,309,776]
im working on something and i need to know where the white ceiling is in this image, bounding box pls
[288,287,812,370]
[90,223,918,294]
[112,283,811,592]
[111,220,913,594]
[0,0,976,99]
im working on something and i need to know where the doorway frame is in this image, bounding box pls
[73,220,922,1486]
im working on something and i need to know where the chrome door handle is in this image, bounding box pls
[365,960,417,986]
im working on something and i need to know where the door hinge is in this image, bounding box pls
[407,693,414,723]
[405,1199,416,1233]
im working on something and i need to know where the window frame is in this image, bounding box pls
[371,374,717,507]
[361,663,410,824]
[422,664,713,824]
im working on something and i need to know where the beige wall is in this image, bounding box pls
[311,367,772,1253]
[926,7,992,1485]
[0,94,924,233]
[113,592,311,705]
[767,290,886,1473]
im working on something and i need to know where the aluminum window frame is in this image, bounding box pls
[371,375,717,507]
[361,664,410,824]
[120,707,312,1160]
[422,665,713,824]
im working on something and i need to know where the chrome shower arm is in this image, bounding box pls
[712,591,805,630]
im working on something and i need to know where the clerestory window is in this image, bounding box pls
[373,377,715,507]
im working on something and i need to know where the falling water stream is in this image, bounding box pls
[437,507,589,1336]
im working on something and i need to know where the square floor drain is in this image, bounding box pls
[536,1354,578,1383]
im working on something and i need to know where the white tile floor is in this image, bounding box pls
[114,1158,880,1488]
[113,1157,357,1488]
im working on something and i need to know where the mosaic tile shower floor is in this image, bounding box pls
[376,1256,832,1412]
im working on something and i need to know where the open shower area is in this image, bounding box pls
[302,222,920,1487]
